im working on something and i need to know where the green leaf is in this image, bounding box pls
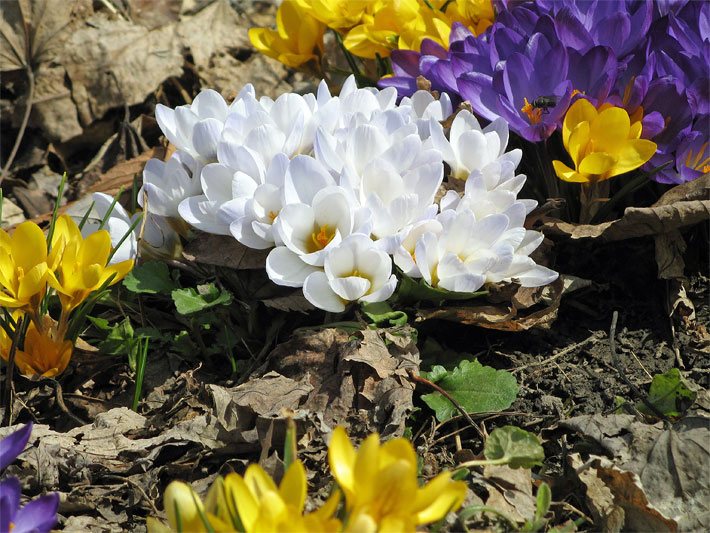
[172,284,233,315]
[96,317,135,356]
[360,301,408,327]
[639,368,697,418]
[535,482,552,520]
[421,360,518,421]
[484,426,544,469]
[123,261,177,294]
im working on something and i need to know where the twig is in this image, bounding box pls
[512,331,602,374]
[608,311,669,422]
[407,369,485,439]
[1,68,34,182]
[44,379,88,426]
[2,316,26,426]
[102,474,159,515]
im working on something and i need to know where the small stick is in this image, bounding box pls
[2,316,25,426]
[407,369,485,439]
[512,332,602,373]
[44,379,88,426]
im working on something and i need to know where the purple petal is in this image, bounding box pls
[0,423,32,471]
[0,478,20,531]
[389,49,421,78]
[12,493,59,533]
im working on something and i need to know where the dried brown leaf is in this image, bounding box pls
[64,13,183,126]
[569,453,625,533]
[182,234,270,269]
[562,414,710,531]
[542,200,710,241]
[482,465,536,524]
[415,277,565,331]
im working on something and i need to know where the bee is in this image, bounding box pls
[532,96,558,114]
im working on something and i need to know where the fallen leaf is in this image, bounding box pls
[416,277,565,331]
[482,465,536,523]
[182,233,270,270]
[569,453,625,533]
[562,413,710,531]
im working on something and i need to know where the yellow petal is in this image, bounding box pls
[0,229,11,252]
[329,427,357,496]
[414,472,467,524]
[578,152,617,176]
[344,511,378,533]
[100,259,134,287]
[567,121,590,166]
[164,481,207,533]
[380,438,418,472]
[225,472,260,530]
[17,262,48,302]
[605,139,658,179]
[11,222,47,271]
[352,433,381,502]
[563,99,597,147]
[552,160,589,183]
[279,460,307,512]
[592,107,631,151]
[79,231,112,270]
[145,517,172,533]
[310,490,341,522]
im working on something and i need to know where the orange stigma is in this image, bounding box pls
[521,97,543,125]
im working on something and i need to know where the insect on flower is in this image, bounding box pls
[532,96,558,114]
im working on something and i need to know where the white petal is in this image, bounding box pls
[178,196,230,235]
[360,274,397,303]
[200,163,235,203]
[266,246,319,287]
[230,217,273,250]
[330,276,371,301]
[192,89,228,121]
[303,272,345,312]
[192,118,223,160]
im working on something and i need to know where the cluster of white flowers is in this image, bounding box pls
[137,76,557,312]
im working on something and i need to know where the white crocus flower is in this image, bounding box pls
[393,218,443,277]
[440,160,537,217]
[400,90,453,140]
[139,151,202,218]
[488,229,558,287]
[155,87,251,162]
[266,156,363,287]
[225,152,288,250]
[413,209,518,293]
[302,234,397,312]
[83,193,180,263]
[315,111,443,251]
[429,110,522,180]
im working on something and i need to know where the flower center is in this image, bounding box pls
[268,210,278,222]
[310,224,335,252]
[685,142,710,172]
[521,97,543,125]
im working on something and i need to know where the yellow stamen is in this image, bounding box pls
[521,97,543,125]
[310,224,334,251]
[268,210,278,222]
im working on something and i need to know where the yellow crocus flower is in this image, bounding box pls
[49,215,134,313]
[248,0,325,69]
[296,0,375,30]
[441,0,494,36]
[1,321,73,378]
[329,426,467,531]
[147,480,232,533]
[0,221,57,312]
[552,98,657,184]
[220,460,341,532]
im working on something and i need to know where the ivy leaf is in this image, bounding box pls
[421,360,518,421]
[639,368,697,418]
[172,284,232,315]
[123,261,177,295]
[484,426,544,469]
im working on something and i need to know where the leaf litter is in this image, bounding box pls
[1,1,709,532]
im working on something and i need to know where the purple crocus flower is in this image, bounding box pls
[0,478,59,533]
[654,115,710,184]
[0,423,32,471]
